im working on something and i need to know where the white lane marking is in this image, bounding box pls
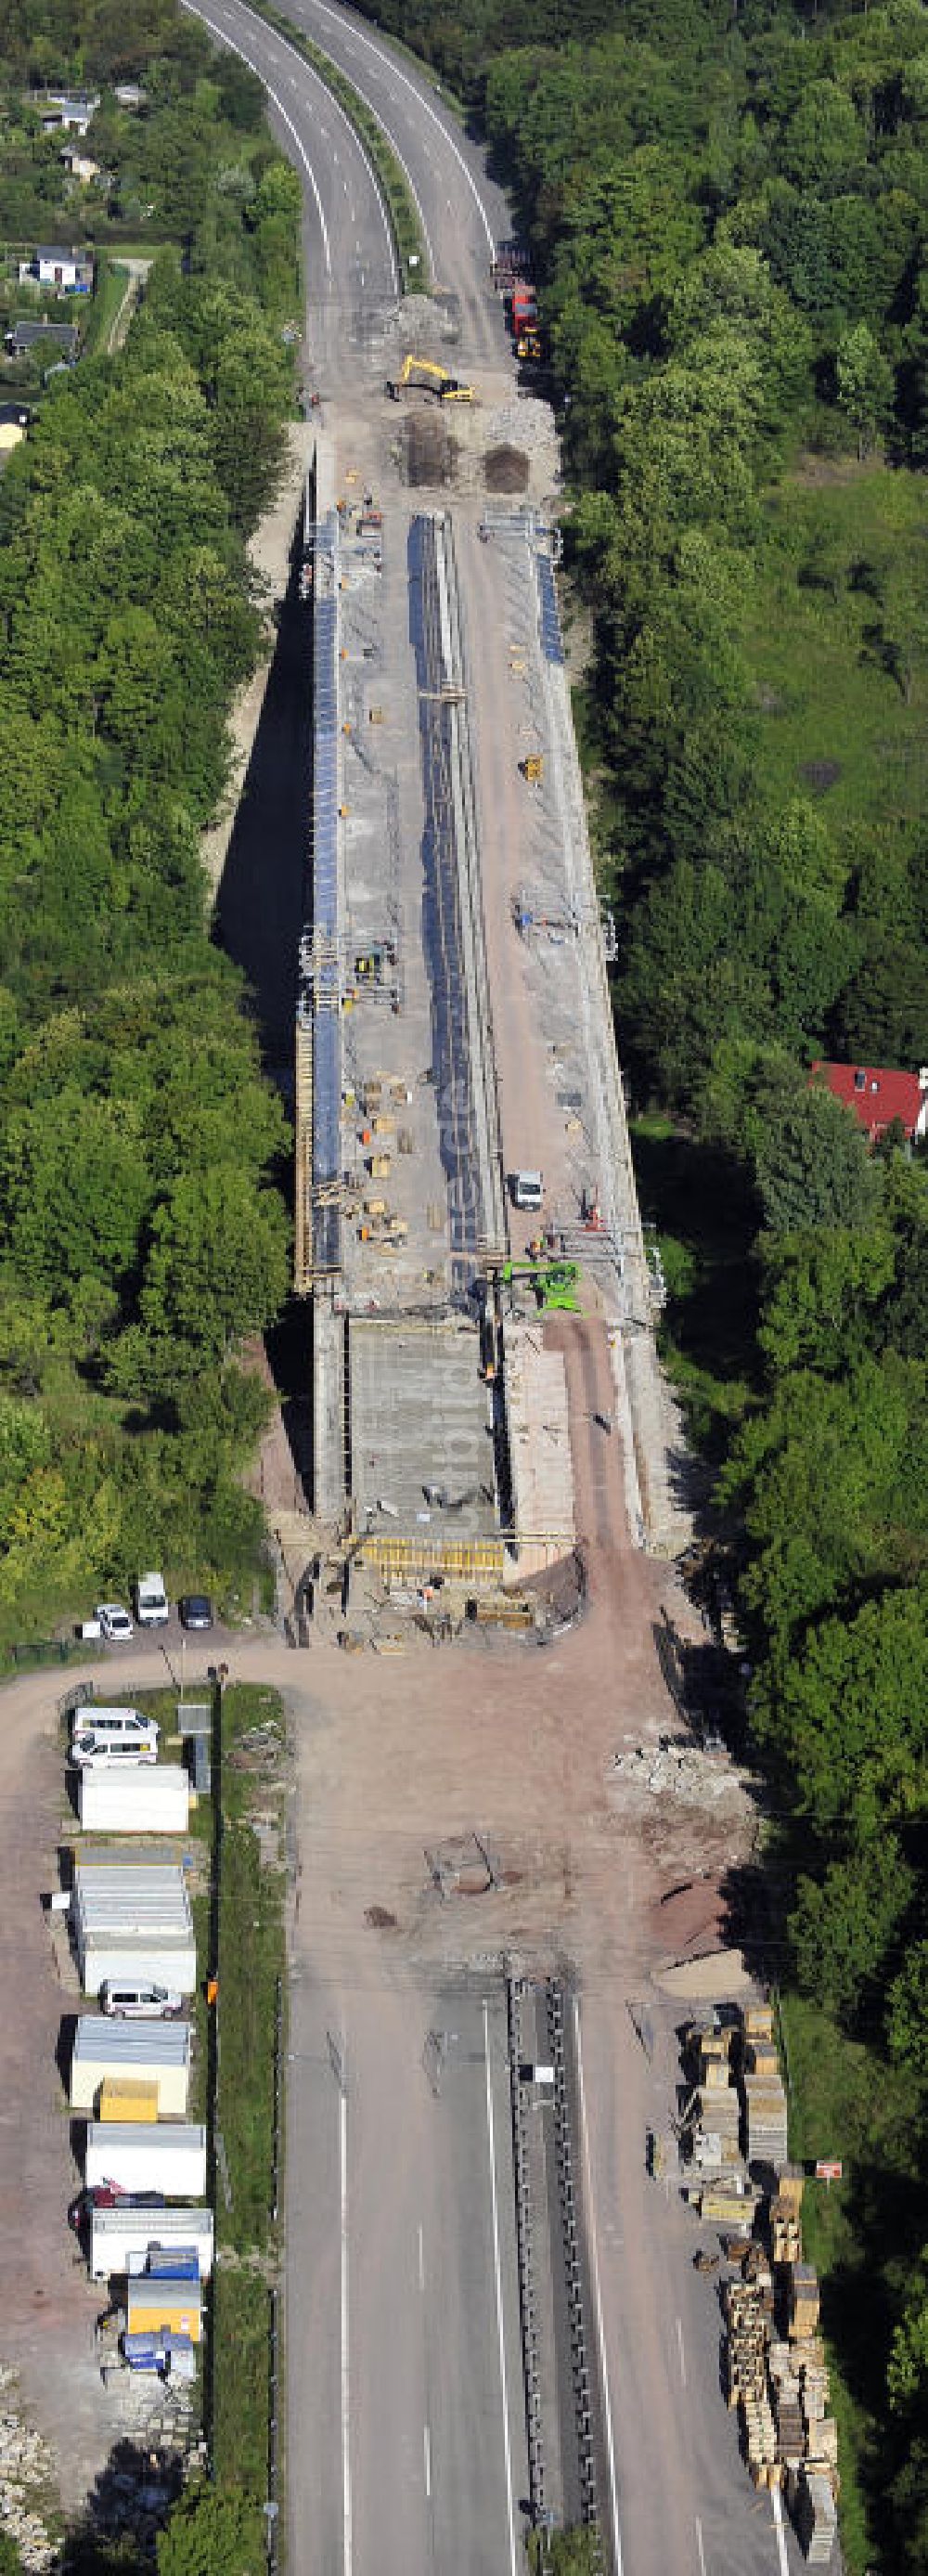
[695,2516,707,2576]
[423,2424,432,2497]
[184,3,332,276]
[574,1996,624,2576]
[483,1999,519,2576]
[248,0,433,273]
[296,0,496,252]
[418,2222,425,2292]
[772,2486,790,2576]
[340,2080,352,2576]
[200,0,399,290]
[677,2314,686,2386]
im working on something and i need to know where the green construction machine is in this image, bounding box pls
[501,1257,579,1312]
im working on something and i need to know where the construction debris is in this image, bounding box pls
[611,1739,742,1804]
[0,2372,56,2572]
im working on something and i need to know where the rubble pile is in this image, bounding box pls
[0,2376,56,2572]
[612,1739,738,1803]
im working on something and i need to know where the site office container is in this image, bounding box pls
[89,2205,213,2283]
[73,1861,197,1997]
[78,1768,191,1833]
[84,2121,207,2198]
[70,2015,191,2118]
[125,2274,202,2345]
[78,1935,197,1998]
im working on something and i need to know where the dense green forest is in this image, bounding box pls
[352,0,928,2564]
[0,0,301,1638]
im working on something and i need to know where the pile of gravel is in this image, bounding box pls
[0,2374,55,2573]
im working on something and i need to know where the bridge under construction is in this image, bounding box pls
[292,427,672,1611]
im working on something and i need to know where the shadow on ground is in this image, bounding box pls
[213,511,309,1079]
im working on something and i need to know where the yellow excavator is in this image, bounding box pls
[385,354,476,403]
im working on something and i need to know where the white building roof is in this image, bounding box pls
[74,1865,192,1939]
[86,2121,205,2158]
[72,2016,191,2072]
[91,2205,213,2243]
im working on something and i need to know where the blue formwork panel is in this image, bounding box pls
[311,513,342,1273]
[536,555,564,666]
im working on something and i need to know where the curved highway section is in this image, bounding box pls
[187,0,400,374]
[264,0,512,342]
[186,0,512,369]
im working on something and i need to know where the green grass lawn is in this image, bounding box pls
[215,1686,286,2259]
[212,2267,273,2505]
[80,257,131,357]
[744,460,928,838]
[779,1987,926,2575]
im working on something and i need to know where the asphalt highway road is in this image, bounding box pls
[254,0,512,347]
[287,1970,528,2576]
[186,0,399,372]
[185,0,512,380]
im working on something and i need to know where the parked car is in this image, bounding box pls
[95,1602,134,1642]
[134,1571,169,1627]
[68,2183,166,2233]
[100,1980,184,2019]
[178,1594,213,1631]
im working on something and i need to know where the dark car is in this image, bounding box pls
[68,2184,166,2233]
[178,1593,213,1631]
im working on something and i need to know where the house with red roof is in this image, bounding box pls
[811,1060,928,1146]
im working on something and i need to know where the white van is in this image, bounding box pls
[100,1980,184,2019]
[69,1707,159,1767]
[135,1573,169,1627]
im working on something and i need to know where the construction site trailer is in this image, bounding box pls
[125,2274,202,2345]
[84,2121,206,2198]
[89,2204,213,2284]
[78,1767,191,1834]
[73,1862,196,1997]
[70,2015,191,2116]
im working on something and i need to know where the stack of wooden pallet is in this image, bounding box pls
[787,2464,838,2564]
[698,2181,760,2229]
[770,2164,806,2262]
[725,2276,779,2484]
[742,2000,775,2048]
[788,2261,821,2341]
[767,2348,805,2470]
[742,2066,789,2169]
[770,2196,803,2264]
[695,2073,741,2168]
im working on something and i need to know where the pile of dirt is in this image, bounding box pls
[651,1873,729,1958]
[484,444,529,493]
[404,413,456,487]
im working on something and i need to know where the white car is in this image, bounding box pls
[96,1602,134,1643]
